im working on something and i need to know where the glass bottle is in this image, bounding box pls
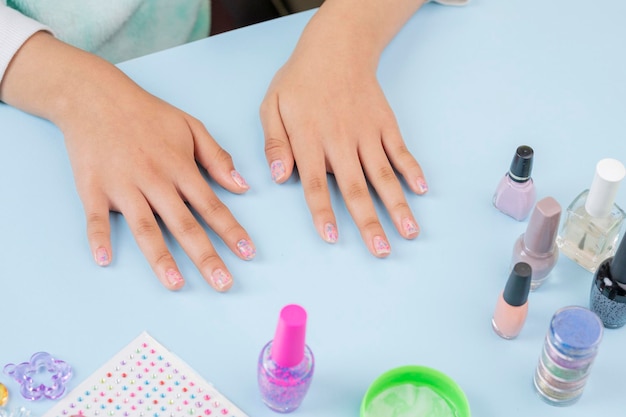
[556,158,626,272]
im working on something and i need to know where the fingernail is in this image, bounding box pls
[402,217,419,237]
[270,160,286,182]
[231,170,249,189]
[211,268,232,291]
[324,222,338,243]
[95,247,110,266]
[417,177,429,194]
[236,239,256,260]
[165,268,184,287]
[373,235,391,255]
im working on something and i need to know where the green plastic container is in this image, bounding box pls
[360,365,471,417]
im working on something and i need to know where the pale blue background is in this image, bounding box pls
[2,1,626,416]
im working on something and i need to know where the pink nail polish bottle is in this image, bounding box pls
[511,196,562,291]
[492,262,532,339]
[493,145,536,221]
[257,304,314,413]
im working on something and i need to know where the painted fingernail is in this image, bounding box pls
[402,217,419,237]
[236,239,256,260]
[417,177,429,194]
[324,222,338,243]
[231,170,249,189]
[165,268,184,287]
[211,268,232,291]
[95,247,110,266]
[270,160,286,182]
[373,235,391,256]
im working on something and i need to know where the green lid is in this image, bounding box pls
[360,365,471,417]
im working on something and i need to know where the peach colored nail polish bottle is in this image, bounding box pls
[492,262,532,339]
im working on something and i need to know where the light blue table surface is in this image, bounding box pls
[2,1,626,416]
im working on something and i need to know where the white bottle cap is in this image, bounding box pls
[585,158,625,218]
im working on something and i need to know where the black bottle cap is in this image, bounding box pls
[503,262,532,306]
[508,145,534,182]
[611,236,626,284]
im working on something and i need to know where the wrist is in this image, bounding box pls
[0,32,138,129]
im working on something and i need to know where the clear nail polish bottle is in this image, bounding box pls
[556,158,626,272]
[589,235,626,328]
[493,145,536,221]
[257,304,314,413]
[512,197,562,290]
[492,262,532,339]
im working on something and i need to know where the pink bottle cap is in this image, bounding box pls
[271,304,308,367]
[524,196,562,254]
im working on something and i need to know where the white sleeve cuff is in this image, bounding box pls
[0,6,53,84]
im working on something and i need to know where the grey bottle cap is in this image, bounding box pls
[585,158,625,218]
[503,262,532,306]
[523,197,562,254]
[611,236,626,284]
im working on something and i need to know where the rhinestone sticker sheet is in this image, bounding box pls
[43,332,249,417]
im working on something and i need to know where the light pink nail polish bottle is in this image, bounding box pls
[511,197,562,290]
[492,262,532,339]
[493,145,536,221]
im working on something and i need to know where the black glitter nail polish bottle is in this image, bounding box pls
[590,235,626,328]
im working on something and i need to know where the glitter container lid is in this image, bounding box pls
[360,365,470,417]
[548,306,603,359]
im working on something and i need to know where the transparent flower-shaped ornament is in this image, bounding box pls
[3,352,72,401]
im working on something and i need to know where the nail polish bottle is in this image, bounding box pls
[493,145,536,221]
[258,304,314,413]
[511,196,562,291]
[492,262,532,339]
[556,158,626,272]
[589,235,626,328]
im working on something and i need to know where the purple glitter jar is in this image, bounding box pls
[533,306,603,406]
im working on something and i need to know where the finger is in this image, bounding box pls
[381,122,428,195]
[289,132,339,244]
[116,190,186,291]
[260,93,295,184]
[360,139,420,240]
[187,115,250,194]
[80,187,113,266]
[329,147,391,256]
[181,171,256,260]
[144,183,235,292]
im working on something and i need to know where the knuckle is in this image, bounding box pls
[197,250,220,269]
[86,211,107,226]
[134,217,159,238]
[374,165,397,183]
[264,137,285,155]
[360,218,381,233]
[175,218,202,236]
[201,199,229,219]
[392,201,411,213]
[344,182,369,201]
[213,147,233,165]
[305,176,327,194]
[394,144,412,158]
[221,222,242,238]
[152,251,173,267]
